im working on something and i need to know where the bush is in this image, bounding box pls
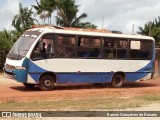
[0,30,19,72]
[156,48,160,60]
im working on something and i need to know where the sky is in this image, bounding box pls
[0,0,160,34]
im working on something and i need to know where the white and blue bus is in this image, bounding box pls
[4,26,155,90]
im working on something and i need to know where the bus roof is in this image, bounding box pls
[30,26,154,41]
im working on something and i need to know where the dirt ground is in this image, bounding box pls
[0,60,159,103]
[0,74,160,103]
[1,75,160,120]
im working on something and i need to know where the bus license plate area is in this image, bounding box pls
[5,73,15,80]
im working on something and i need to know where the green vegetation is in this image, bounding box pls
[0,94,160,111]
[32,0,56,25]
[0,0,97,71]
[0,29,18,71]
[12,3,39,33]
[1,0,160,71]
[138,17,160,59]
[138,16,160,47]
[33,0,97,28]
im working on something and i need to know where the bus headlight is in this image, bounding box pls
[15,66,26,70]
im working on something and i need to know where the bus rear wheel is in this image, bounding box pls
[39,74,55,91]
[23,83,36,88]
[111,74,124,88]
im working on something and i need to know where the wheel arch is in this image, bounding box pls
[39,72,57,83]
[111,71,126,88]
[111,71,126,82]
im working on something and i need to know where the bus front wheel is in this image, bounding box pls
[39,74,55,91]
[111,74,124,88]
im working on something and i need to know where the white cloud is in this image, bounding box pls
[0,0,36,30]
[1,0,160,35]
[75,0,160,34]
[0,0,19,30]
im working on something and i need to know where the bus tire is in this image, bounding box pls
[39,74,55,91]
[111,74,124,88]
[23,83,35,88]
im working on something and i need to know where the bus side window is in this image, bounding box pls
[102,49,116,59]
[57,36,66,57]
[77,37,101,58]
[31,41,46,60]
[57,35,76,58]
[129,40,152,59]
[31,35,55,60]
[78,37,81,46]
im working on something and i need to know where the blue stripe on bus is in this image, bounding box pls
[29,60,48,83]
[13,69,28,83]
[8,57,29,83]
[28,59,153,84]
[125,59,153,82]
[29,73,41,83]
[56,73,113,84]
[28,72,149,84]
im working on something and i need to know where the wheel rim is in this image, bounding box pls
[115,77,121,85]
[44,79,52,87]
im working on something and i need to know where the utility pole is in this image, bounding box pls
[132,24,135,35]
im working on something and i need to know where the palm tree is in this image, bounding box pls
[56,0,97,29]
[138,17,160,36]
[56,0,78,26]
[12,2,38,32]
[32,0,97,28]
[0,29,16,71]
[111,30,123,34]
[71,17,97,29]
[32,0,56,25]
[138,17,160,46]
[138,23,150,36]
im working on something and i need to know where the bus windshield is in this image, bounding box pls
[7,30,42,60]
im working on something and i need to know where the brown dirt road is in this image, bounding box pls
[0,60,159,103]
[0,73,160,103]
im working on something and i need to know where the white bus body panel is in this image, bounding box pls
[32,59,150,73]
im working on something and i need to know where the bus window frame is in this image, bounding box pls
[128,39,153,60]
[76,35,102,59]
[30,32,154,61]
[30,33,56,61]
[56,34,77,58]
[101,37,129,59]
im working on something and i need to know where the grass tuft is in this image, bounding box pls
[1,94,160,111]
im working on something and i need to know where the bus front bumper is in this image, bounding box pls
[4,66,28,83]
[4,72,16,80]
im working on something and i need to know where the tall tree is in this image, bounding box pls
[150,26,160,46]
[73,22,97,29]
[0,30,15,71]
[56,0,79,26]
[56,0,97,29]
[138,22,150,36]
[32,0,97,28]
[32,0,56,25]
[111,30,123,34]
[138,16,160,46]
[12,2,38,32]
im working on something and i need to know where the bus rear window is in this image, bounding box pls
[129,40,153,59]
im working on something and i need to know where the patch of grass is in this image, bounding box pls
[0,98,146,111]
[136,94,160,102]
[1,94,160,111]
